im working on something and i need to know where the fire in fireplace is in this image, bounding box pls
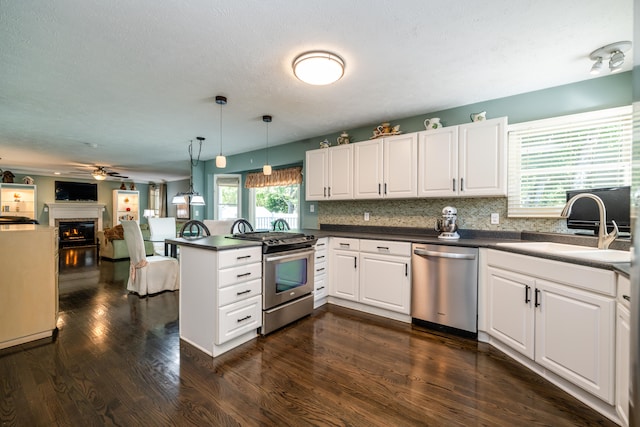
[58,221,96,248]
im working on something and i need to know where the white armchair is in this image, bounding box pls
[121,220,179,297]
[148,217,177,255]
[203,219,236,235]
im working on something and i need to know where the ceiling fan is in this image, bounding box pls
[91,166,128,180]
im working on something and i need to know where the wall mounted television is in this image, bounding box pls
[565,186,630,235]
[55,181,98,202]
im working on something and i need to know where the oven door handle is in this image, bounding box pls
[264,249,314,262]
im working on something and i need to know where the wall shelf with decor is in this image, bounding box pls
[112,189,139,226]
[0,183,37,219]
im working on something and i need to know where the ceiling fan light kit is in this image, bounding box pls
[293,51,345,85]
[588,41,631,75]
[92,168,107,180]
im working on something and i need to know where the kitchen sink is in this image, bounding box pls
[495,241,631,263]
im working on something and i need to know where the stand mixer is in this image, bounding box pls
[435,206,460,240]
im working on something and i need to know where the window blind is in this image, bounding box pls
[507,106,632,217]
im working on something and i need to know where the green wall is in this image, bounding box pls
[200,72,632,230]
[6,173,150,227]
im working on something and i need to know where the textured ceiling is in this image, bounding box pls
[0,0,633,183]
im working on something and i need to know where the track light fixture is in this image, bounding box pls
[588,41,631,75]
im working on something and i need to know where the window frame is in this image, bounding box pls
[507,106,632,218]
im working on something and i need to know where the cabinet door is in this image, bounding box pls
[616,302,630,427]
[486,267,535,359]
[353,140,383,199]
[330,249,359,301]
[328,144,353,199]
[359,252,410,314]
[384,133,417,198]
[417,127,458,197]
[305,149,328,201]
[458,117,507,197]
[535,279,615,403]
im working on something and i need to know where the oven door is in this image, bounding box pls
[263,247,314,309]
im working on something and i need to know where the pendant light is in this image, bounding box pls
[172,137,206,205]
[262,115,272,175]
[215,95,227,168]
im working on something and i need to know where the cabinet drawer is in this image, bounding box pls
[314,275,328,300]
[330,237,359,251]
[360,239,410,256]
[314,260,327,278]
[219,262,262,289]
[218,278,262,306]
[314,237,329,251]
[216,295,262,345]
[314,249,328,264]
[218,246,262,269]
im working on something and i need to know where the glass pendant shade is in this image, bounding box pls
[263,164,272,175]
[216,155,227,168]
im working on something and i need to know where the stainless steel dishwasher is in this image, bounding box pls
[411,243,479,336]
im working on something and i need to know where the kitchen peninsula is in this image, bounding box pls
[0,224,59,349]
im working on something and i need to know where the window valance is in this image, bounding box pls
[245,166,303,188]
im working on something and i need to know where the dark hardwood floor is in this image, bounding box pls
[0,247,616,426]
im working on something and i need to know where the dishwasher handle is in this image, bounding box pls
[413,248,476,260]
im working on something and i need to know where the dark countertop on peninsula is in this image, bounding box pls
[166,225,631,277]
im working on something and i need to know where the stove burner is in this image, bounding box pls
[227,231,317,253]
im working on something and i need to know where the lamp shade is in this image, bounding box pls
[263,164,272,175]
[190,195,205,205]
[172,194,187,204]
[293,51,344,85]
[216,155,227,168]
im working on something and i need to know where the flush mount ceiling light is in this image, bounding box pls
[293,51,345,85]
[589,41,631,75]
[172,137,206,206]
[215,95,227,168]
[262,115,272,176]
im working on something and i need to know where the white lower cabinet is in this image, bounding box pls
[330,238,360,301]
[359,240,411,314]
[486,249,616,405]
[179,245,263,357]
[313,237,329,308]
[616,274,631,427]
[329,237,411,320]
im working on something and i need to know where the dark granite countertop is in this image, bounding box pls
[166,225,631,277]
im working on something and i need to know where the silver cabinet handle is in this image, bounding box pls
[413,248,476,260]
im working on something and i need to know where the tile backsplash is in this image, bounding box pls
[318,197,569,233]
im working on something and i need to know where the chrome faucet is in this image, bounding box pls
[560,193,618,250]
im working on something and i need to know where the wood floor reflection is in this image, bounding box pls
[0,247,616,426]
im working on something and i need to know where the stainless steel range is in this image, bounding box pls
[229,231,317,334]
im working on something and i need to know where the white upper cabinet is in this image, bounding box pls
[418,117,507,197]
[353,133,417,199]
[305,145,353,201]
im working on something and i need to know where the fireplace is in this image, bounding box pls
[57,220,96,248]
